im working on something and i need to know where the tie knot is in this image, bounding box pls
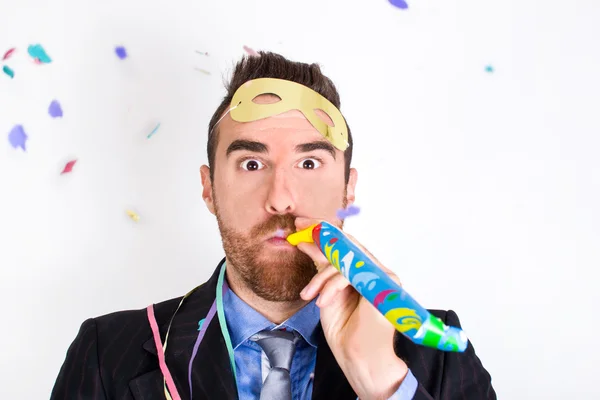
[251,329,300,371]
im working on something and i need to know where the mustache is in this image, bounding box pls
[251,214,297,237]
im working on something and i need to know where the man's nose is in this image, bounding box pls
[264,169,296,215]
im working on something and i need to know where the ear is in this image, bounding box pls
[345,168,358,206]
[200,165,216,215]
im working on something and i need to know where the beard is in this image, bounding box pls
[214,196,347,302]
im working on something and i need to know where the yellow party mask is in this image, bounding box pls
[228,78,349,151]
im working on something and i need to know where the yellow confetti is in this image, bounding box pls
[194,67,211,75]
[126,210,140,222]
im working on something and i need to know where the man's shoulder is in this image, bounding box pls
[428,309,448,319]
[93,295,184,328]
[396,309,496,399]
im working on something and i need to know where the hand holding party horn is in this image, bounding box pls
[287,221,468,352]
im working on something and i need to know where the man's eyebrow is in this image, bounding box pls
[295,141,337,160]
[226,140,269,157]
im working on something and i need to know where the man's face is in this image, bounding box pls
[200,95,357,302]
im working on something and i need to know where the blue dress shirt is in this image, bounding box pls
[222,286,418,399]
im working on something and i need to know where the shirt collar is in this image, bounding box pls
[223,281,320,349]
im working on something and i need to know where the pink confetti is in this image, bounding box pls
[2,48,16,61]
[243,45,260,57]
[33,58,42,65]
[61,160,77,174]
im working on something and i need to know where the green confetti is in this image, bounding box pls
[147,123,161,139]
[2,65,14,78]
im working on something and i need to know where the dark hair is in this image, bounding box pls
[207,51,353,183]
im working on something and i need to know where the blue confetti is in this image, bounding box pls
[485,65,494,73]
[147,123,161,139]
[27,44,52,64]
[115,46,127,59]
[389,0,409,9]
[198,318,205,331]
[49,100,63,118]
[336,204,361,220]
[8,125,28,151]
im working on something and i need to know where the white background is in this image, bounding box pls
[1,0,599,398]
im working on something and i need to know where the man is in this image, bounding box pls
[51,52,496,400]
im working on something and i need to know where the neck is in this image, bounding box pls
[225,262,309,325]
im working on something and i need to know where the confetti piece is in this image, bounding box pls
[48,100,63,118]
[61,160,77,174]
[389,0,409,9]
[243,45,260,56]
[147,123,161,139]
[27,44,52,64]
[195,50,209,56]
[336,204,361,220]
[197,319,205,331]
[2,48,16,60]
[126,210,140,222]
[8,125,28,151]
[115,46,127,59]
[485,65,494,73]
[194,67,211,75]
[2,65,14,79]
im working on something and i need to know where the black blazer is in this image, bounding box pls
[51,259,496,399]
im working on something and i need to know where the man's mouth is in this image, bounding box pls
[265,228,294,247]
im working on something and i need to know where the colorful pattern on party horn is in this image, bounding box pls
[287,221,468,352]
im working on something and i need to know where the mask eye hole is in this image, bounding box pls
[251,93,282,104]
[314,108,335,127]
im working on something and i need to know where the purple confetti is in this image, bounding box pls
[48,100,63,118]
[336,204,361,220]
[389,0,409,9]
[115,46,127,59]
[8,125,28,151]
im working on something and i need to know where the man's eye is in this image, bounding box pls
[240,159,265,171]
[297,158,322,170]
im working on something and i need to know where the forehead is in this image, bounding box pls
[216,108,335,153]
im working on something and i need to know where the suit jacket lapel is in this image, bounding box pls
[130,258,360,400]
[131,258,238,400]
[312,324,356,400]
[188,311,238,399]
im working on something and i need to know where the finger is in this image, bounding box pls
[297,242,330,271]
[316,273,352,307]
[300,265,339,300]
